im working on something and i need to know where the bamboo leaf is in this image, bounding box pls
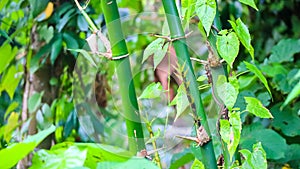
[139,82,163,99]
[244,61,272,97]
[229,18,254,59]
[170,84,189,121]
[195,0,216,36]
[245,97,273,118]
[153,43,169,69]
[239,0,258,11]
[216,31,240,67]
[70,49,97,67]
[142,38,164,63]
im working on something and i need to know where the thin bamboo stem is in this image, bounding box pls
[162,0,217,168]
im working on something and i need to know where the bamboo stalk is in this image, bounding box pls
[101,0,145,153]
[162,0,217,168]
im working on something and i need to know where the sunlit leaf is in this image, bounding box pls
[195,0,216,36]
[229,18,254,59]
[0,125,55,169]
[0,65,23,99]
[97,157,159,169]
[216,31,240,67]
[4,112,19,142]
[31,146,87,169]
[216,76,238,110]
[191,158,205,169]
[239,0,258,11]
[228,111,242,159]
[244,62,271,97]
[245,97,273,118]
[220,119,230,145]
[0,44,17,74]
[240,142,267,169]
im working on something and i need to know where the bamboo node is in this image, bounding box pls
[111,53,129,60]
[151,31,193,42]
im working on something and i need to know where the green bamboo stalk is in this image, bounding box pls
[162,1,217,168]
[101,0,145,153]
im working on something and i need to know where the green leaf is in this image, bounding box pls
[240,142,267,169]
[220,111,242,159]
[229,18,254,59]
[278,144,300,163]
[220,119,230,144]
[245,97,273,118]
[195,0,216,36]
[4,112,19,142]
[271,104,300,137]
[28,92,44,114]
[239,0,258,11]
[31,146,87,169]
[216,31,240,67]
[29,0,49,18]
[0,125,55,169]
[170,84,190,121]
[0,65,23,99]
[56,8,76,32]
[96,157,159,169]
[269,38,300,63]
[50,36,63,65]
[170,149,194,169]
[228,111,242,159]
[0,29,12,42]
[154,43,169,69]
[191,159,205,169]
[244,61,272,97]
[142,38,164,63]
[70,49,97,67]
[4,102,19,119]
[38,25,54,43]
[240,125,287,160]
[0,44,17,74]
[0,0,9,10]
[197,75,207,82]
[77,15,89,31]
[282,80,300,108]
[139,82,163,99]
[216,76,238,110]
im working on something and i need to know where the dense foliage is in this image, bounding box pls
[0,0,299,168]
